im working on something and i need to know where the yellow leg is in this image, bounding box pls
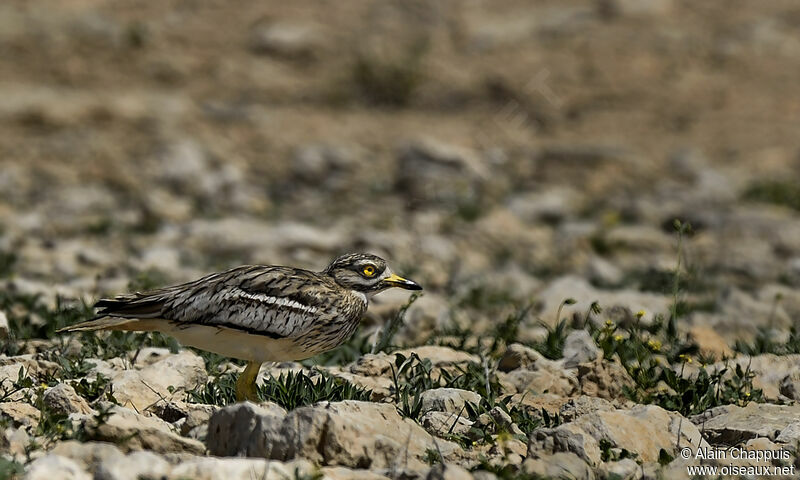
[235,361,262,402]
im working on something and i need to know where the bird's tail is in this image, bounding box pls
[57,317,149,332]
[57,295,167,333]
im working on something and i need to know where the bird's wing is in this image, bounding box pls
[96,266,333,339]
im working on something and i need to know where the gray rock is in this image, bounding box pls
[207,401,287,457]
[23,454,91,480]
[563,330,601,368]
[776,421,800,444]
[420,411,473,437]
[597,458,640,480]
[690,403,800,443]
[209,400,461,471]
[43,383,93,416]
[521,452,594,480]
[420,388,482,415]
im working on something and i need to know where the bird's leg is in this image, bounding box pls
[235,361,262,402]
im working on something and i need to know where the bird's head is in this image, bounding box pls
[323,253,422,294]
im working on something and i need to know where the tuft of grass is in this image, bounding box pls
[186,370,372,409]
[743,180,800,211]
[530,320,569,360]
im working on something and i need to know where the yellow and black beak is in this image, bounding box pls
[381,273,422,291]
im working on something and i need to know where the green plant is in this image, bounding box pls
[530,320,569,360]
[186,370,372,408]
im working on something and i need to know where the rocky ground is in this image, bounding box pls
[2,0,800,478]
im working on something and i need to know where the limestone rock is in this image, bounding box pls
[420,388,482,415]
[23,454,91,480]
[169,457,318,480]
[208,400,461,471]
[43,383,94,416]
[577,359,635,401]
[596,458,639,480]
[96,450,171,480]
[426,464,474,480]
[522,452,594,480]
[81,404,205,454]
[690,403,800,444]
[50,440,126,472]
[206,401,288,457]
[110,350,207,412]
[563,330,602,368]
[776,421,800,444]
[531,405,707,466]
[420,411,473,437]
[0,401,40,429]
[558,396,616,423]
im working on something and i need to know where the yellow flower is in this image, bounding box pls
[745,392,750,397]
[647,340,662,351]
[614,335,623,341]
[605,319,614,327]
[636,310,646,318]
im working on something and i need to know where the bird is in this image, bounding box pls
[59,253,421,401]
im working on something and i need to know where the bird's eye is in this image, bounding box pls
[362,265,376,277]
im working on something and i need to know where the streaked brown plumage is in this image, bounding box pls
[59,253,421,400]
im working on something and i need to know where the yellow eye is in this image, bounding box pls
[362,265,376,277]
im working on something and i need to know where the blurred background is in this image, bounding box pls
[1,0,800,352]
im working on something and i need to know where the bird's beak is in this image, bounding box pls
[381,273,422,290]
